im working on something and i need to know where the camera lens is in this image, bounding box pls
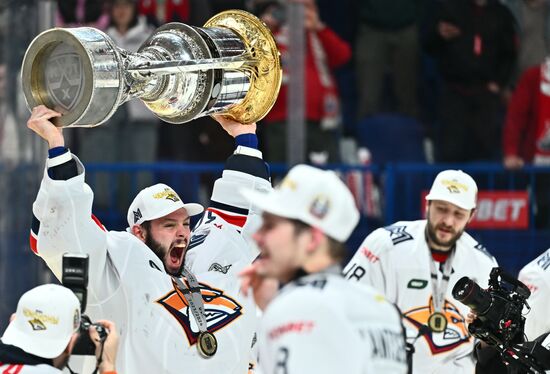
[452,276,492,315]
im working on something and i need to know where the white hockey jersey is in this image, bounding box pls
[343,220,498,374]
[31,147,271,374]
[258,270,408,374]
[518,248,550,341]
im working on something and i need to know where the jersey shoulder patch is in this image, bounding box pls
[383,224,414,245]
[535,249,550,271]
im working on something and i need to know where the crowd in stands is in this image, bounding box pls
[45,0,550,169]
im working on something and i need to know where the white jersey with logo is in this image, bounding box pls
[31,150,270,374]
[518,248,550,340]
[258,270,408,374]
[343,220,498,374]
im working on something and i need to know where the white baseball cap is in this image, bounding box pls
[425,169,478,210]
[1,284,81,359]
[241,164,360,242]
[127,183,204,227]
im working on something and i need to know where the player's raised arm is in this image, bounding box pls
[28,105,109,292]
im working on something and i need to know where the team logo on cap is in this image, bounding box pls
[441,179,468,194]
[153,188,181,202]
[309,195,330,219]
[24,308,60,331]
[133,208,143,224]
[29,318,47,331]
[280,177,297,191]
[156,280,243,346]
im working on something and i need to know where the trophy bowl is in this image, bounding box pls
[21,10,282,127]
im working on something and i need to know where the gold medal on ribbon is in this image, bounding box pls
[428,312,448,333]
[197,331,218,357]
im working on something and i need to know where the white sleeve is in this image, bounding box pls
[343,228,392,295]
[518,262,550,340]
[32,156,110,298]
[259,293,366,374]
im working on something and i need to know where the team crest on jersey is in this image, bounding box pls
[403,297,470,354]
[156,279,243,346]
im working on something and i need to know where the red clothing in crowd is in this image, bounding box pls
[264,26,351,123]
[503,65,541,163]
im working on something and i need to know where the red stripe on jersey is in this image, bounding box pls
[91,214,106,231]
[207,208,247,228]
[29,231,38,255]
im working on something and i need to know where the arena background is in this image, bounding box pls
[1,0,550,333]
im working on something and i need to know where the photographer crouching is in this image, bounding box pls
[453,267,550,374]
[0,284,118,374]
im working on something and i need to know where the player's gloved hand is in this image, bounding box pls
[90,319,119,374]
[27,105,64,149]
[239,262,279,311]
[212,114,257,138]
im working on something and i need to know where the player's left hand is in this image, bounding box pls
[211,114,257,138]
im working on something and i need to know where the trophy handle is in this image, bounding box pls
[204,10,282,124]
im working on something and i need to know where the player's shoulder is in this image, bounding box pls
[361,220,422,254]
[520,248,550,277]
[457,232,496,264]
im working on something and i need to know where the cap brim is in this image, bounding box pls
[240,188,300,220]
[182,203,204,217]
[425,193,475,210]
[2,324,71,359]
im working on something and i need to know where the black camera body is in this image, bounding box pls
[452,267,530,347]
[72,315,109,355]
[453,267,550,373]
[62,253,108,356]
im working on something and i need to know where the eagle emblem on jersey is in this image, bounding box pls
[403,297,470,354]
[156,280,243,346]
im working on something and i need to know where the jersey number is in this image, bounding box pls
[343,263,366,281]
[275,347,289,374]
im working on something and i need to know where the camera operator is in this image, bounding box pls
[0,284,119,374]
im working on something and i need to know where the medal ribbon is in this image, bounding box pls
[429,248,456,314]
[172,266,209,334]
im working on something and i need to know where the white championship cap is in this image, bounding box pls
[425,169,478,210]
[127,183,204,227]
[1,284,81,359]
[241,164,360,242]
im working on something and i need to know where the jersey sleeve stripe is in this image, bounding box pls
[207,208,247,228]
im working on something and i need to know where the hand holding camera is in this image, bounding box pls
[90,320,119,373]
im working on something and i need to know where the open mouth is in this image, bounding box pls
[168,245,185,269]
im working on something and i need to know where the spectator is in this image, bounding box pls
[425,0,517,162]
[240,164,408,373]
[57,0,110,30]
[137,0,212,26]
[77,0,159,209]
[502,58,550,228]
[344,169,498,373]
[0,284,118,374]
[256,0,351,164]
[355,0,422,118]
[502,0,550,81]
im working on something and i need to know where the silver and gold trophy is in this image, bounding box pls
[21,10,282,127]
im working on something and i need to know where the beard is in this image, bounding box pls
[426,220,464,249]
[144,229,182,275]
